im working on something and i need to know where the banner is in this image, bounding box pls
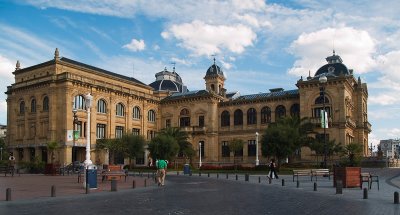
[74,130,80,139]
[67,130,73,141]
[320,110,329,128]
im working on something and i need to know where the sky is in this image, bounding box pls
[1,0,400,149]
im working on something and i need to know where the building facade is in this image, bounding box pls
[5,49,371,166]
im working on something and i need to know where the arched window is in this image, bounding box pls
[133,106,141,119]
[148,110,156,122]
[234,109,243,125]
[290,104,300,118]
[180,108,190,127]
[19,101,25,114]
[313,96,331,118]
[31,98,36,113]
[275,105,286,119]
[247,108,257,125]
[211,84,215,91]
[42,96,49,111]
[97,99,107,113]
[73,95,85,110]
[116,103,125,116]
[261,106,271,124]
[221,110,230,127]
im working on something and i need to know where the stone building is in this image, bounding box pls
[5,49,371,166]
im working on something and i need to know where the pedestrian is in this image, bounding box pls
[156,159,168,186]
[268,158,279,179]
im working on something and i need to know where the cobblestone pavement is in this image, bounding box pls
[0,168,399,214]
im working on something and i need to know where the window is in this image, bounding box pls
[248,140,256,156]
[31,98,36,113]
[136,152,145,165]
[165,119,171,128]
[96,124,106,139]
[290,104,300,118]
[180,108,190,127]
[275,105,286,119]
[132,128,140,136]
[234,109,243,125]
[147,130,156,140]
[221,111,230,127]
[199,115,204,127]
[116,103,125,116]
[247,108,257,125]
[115,126,124,138]
[222,141,230,157]
[199,141,205,158]
[43,96,49,111]
[97,99,107,113]
[313,96,331,118]
[76,121,83,137]
[19,101,25,114]
[133,106,141,119]
[148,110,156,122]
[73,95,85,110]
[261,106,271,124]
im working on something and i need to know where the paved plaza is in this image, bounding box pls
[0,168,399,214]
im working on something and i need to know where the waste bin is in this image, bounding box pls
[183,164,190,175]
[86,165,98,189]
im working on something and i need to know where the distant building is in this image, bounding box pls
[0,124,6,138]
[379,139,400,158]
[5,49,371,165]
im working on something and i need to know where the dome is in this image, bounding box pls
[206,64,224,77]
[314,52,350,77]
[149,67,188,93]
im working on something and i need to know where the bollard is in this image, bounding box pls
[132,180,136,189]
[296,181,300,188]
[226,173,228,179]
[6,188,11,201]
[314,182,317,191]
[199,172,201,177]
[189,171,192,176]
[336,180,343,194]
[245,174,249,182]
[217,173,219,179]
[395,192,399,204]
[269,177,272,184]
[363,188,368,199]
[144,179,147,187]
[148,173,150,178]
[111,179,117,191]
[208,173,210,177]
[258,176,261,183]
[177,171,179,175]
[282,179,285,186]
[86,183,90,194]
[236,174,238,180]
[51,185,56,197]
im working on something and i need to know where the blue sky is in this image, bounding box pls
[1,0,400,148]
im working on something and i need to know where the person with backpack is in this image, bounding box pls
[268,158,279,179]
[156,159,168,186]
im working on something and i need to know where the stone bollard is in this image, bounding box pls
[217,173,219,179]
[314,182,317,191]
[282,179,285,186]
[132,180,136,189]
[6,188,11,201]
[363,188,368,199]
[199,172,201,177]
[258,176,261,183]
[394,192,399,204]
[189,171,192,176]
[86,183,90,194]
[226,173,228,179]
[177,171,179,175]
[336,180,343,194]
[111,179,117,191]
[245,174,249,182]
[236,174,238,180]
[296,181,300,188]
[51,185,56,197]
[269,177,272,184]
[144,179,147,187]
[208,173,210,177]
[147,173,150,178]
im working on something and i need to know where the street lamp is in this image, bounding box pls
[72,108,78,163]
[255,132,259,166]
[319,74,328,168]
[369,142,375,157]
[199,142,202,168]
[84,93,93,167]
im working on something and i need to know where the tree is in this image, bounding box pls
[46,141,59,164]
[121,134,146,168]
[96,138,125,165]
[342,143,363,166]
[158,127,195,162]
[228,138,244,170]
[147,134,179,162]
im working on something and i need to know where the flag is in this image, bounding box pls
[320,110,328,128]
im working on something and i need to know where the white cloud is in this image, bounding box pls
[0,55,14,80]
[123,38,146,52]
[162,20,256,56]
[288,27,377,78]
[170,57,191,66]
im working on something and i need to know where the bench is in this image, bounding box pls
[0,165,15,177]
[360,172,379,190]
[311,169,332,181]
[101,165,127,182]
[292,169,311,182]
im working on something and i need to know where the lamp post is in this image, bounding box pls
[369,142,375,157]
[72,108,78,163]
[319,74,328,168]
[255,132,259,166]
[84,93,93,167]
[199,142,202,168]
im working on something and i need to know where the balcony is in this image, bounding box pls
[310,117,332,127]
[180,126,206,135]
[364,121,372,132]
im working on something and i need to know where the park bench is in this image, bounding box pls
[292,169,311,182]
[0,164,15,177]
[360,172,379,190]
[101,165,127,182]
[311,169,332,181]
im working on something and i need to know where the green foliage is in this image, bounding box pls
[18,156,45,173]
[158,127,194,160]
[148,134,179,161]
[46,141,59,164]
[121,134,146,159]
[228,138,244,154]
[340,143,363,167]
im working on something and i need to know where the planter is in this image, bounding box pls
[333,167,361,188]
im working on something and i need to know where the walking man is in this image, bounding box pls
[157,159,167,186]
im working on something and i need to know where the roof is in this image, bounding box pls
[162,90,211,101]
[149,79,188,93]
[233,89,299,100]
[206,64,224,77]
